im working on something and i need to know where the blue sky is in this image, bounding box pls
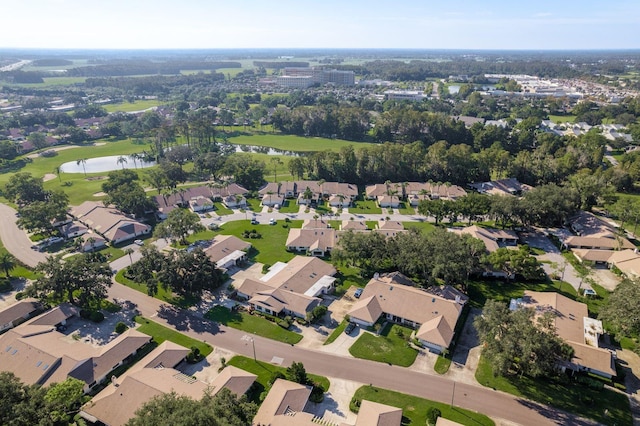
[3,0,639,50]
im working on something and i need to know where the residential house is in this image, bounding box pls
[253,378,402,426]
[0,305,151,392]
[78,233,108,252]
[469,178,532,196]
[222,194,247,209]
[152,184,248,219]
[69,201,151,244]
[81,341,256,426]
[340,220,368,231]
[511,291,616,378]
[564,211,634,251]
[203,235,251,270]
[235,256,336,319]
[607,249,640,278]
[365,182,466,207]
[286,228,337,257]
[451,225,518,253]
[0,299,42,334]
[347,273,466,354]
[60,221,89,239]
[373,220,406,238]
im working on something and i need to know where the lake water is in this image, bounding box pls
[59,155,156,173]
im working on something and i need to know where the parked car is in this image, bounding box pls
[269,218,276,225]
[345,322,356,335]
[354,288,363,298]
[134,239,144,246]
[250,219,259,225]
[48,236,64,244]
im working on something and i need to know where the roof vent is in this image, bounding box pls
[432,298,435,303]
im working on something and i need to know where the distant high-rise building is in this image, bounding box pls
[274,67,355,88]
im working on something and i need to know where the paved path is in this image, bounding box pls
[108,281,597,426]
[0,203,48,268]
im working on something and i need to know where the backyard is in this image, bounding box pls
[348,323,418,367]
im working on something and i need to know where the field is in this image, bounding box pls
[103,100,162,113]
[227,133,376,152]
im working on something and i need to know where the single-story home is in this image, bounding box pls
[450,225,518,252]
[222,194,247,209]
[511,291,615,378]
[286,228,337,257]
[203,235,251,270]
[69,201,151,244]
[469,178,532,196]
[60,221,89,239]
[347,273,466,354]
[0,299,42,334]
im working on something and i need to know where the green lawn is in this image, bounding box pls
[245,198,263,212]
[227,355,330,403]
[398,202,416,215]
[548,114,577,123]
[324,319,348,345]
[349,324,418,367]
[205,306,302,344]
[213,202,234,215]
[227,133,376,153]
[102,100,162,113]
[134,316,213,356]
[434,355,452,374]
[0,238,38,281]
[333,265,368,297]
[467,278,577,308]
[475,355,631,426]
[349,199,382,214]
[403,221,436,233]
[115,269,197,308]
[278,199,299,213]
[209,219,302,265]
[351,385,494,426]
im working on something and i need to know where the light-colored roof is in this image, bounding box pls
[69,201,103,219]
[347,278,462,348]
[378,220,404,230]
[70,202,150,242]
[451,225,518,252]
[28,303,77,326]
[469,178,532,196]
[250,288,319,317]
[612,256,640,277]
[570,341,616,377]
[341,220,368,231]
[565,236,635,250]
[252,379,312,426]
[236,278,273,297]
[102,221,151,242]
[348,296,384,324]
[436,418,464,426]
[355,400,403,426]
[416,315,454,348]
[286,228,337,252]
[608,249,640,264]
[209,365,257,397]
[572,249,615,263]
[302,219,331,229]
[264,256,336,295]
[569,211,618,238]
[60,221,88,236]
[204,235,251,263]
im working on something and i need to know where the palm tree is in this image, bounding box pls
[267,191,274,206]
[270,157,283,182]
[313,214,319,227]
[124,248,134,265]
[117,156,128,170]
[318,179,326,201]
[77,158,87,177]
[53,166,62,183]
[130,153,141,169]
[0,253,16,279]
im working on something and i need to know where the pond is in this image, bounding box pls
[231,144,302,156]
[59,154,156,174]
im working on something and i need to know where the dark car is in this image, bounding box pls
[345,322,356,335]
[354,288,363,298]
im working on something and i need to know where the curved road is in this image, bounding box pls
[0,203,48,268]
[108,281,595,426]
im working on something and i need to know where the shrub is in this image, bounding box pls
[269,371,285,385]
[115,322,128,334]
[426,407,441,425]
[89,311,105,323]
[262,264,271,274]
[15,291,25,300]
[309,384,324,403]
[186,346,203,364]
[277,318,291,329]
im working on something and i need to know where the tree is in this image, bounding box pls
[417,198,452,225]
[0,372,48,426]
[127,388,257,426]
[157,248,223,297]
[3,172,47,204]
[270,157,283,182]
[486,246,545,280]
[154,208,205,245]
[286,361,310,385]
[475,300,573,378]
[17,190,69,235]
[124,247,134,264]
[44,378,85,423]
[31,254,113,308]
[0,252,17,279]
[76,158,88,177]
[599,277,640,337]
[457,192,491,225]
[222,154,266,190]
[27,132,48,150]
[117,155,128,170]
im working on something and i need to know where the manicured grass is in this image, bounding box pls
[227,355,330,403]
[548,114,577,123]
[349,324,418,367]
[403,221,436,233]
[103,100,162,113]
[205,306,303,344]
[134,316,213,356]
[213,202,234,215]
[467,278,577,308]
[10,76,87,87]
[351,385,494,426]
[0,239,38,280]
[245,198,263,212]
[397,202,416,215]
[475,355,631,426]
[434,355,452,374]
[227,133,376,153]
[324,319,348,345]
[333,265,368,297]
[278,199,299,213]
[114,269,197,308]
[210,219,302,265]
[348,199,382,214]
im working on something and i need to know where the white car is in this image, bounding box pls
[134,239,144,246]
[269,218,276,225]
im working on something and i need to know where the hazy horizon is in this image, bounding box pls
[3,0,639,51]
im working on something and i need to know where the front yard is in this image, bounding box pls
[348,323,418,367]
[205,306,303,344]
[134,316,213,357]
[348,198,382,214]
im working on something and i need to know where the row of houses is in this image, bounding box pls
[365,181,467,208]
[259,180,359,208]
[153,183,249,219]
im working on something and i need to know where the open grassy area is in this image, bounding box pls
[467,278,577,308]
[227,133,376,152]
[205,306,302,344]
[349,323,418,367]
[114,269,197,308]
[351,385,494,426]
[227,355,330,403]
[403,221,436,233]
[213,202,234,215]
[134,316,213,356]
[245,198,263,212]
[333,265,368,297]
[102,99,162,113]
[324,319,348,345]
[349,199,382,214]
[475,355,631,426]
[548,114,577,123]
[209,219,302,265]
[0,239,38,281]
[278,199,299,213]
[434,355,452,374]
[398,202,416,215]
